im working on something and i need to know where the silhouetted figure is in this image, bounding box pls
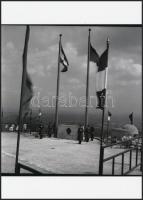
[111,136,117,144]
[48,123,52,137]
[85,125,90,142]
[66,128,71,135]
[39,124,43,139]
[77,126,84,144]
[90,126,94,141]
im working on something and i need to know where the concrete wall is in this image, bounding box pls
[57,124,79,140]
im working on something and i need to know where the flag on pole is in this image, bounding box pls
[60,44,69,72]
[15,25,33,173]
[96,45,108,109]
[108,111,112,121]
[97,48,108,72]
[89,39,109,109]
[96,89,106,110]
[129,112,133,124]
[90,43,100,64]
[22,71,33,118]
[21,26,33,119]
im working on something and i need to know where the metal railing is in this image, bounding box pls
[16,162,42,175]
[99,136,142,175]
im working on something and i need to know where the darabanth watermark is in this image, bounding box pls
[31,90,114,108]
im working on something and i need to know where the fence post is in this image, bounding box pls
[129,149,132,170]
[140,143,142,171]
[136,147,138,166]
[112,157,115,175]
[121,153,124,175]
[99,146,104,175]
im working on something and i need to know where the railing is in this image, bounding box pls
[99,136,142,175]
[16,162,42,175]
[15,162,53,175]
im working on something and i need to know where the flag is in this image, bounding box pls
[129,112,133,124]
[108,111,112,121]
[96,89,106,110]
[60,44,69,72]
[97,48,108,72]
[89,42,108,72]
[21,26,33,119]
[22,71,33,117]
[90,43,100,64]
[94,40,109,110]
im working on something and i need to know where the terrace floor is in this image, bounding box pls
[1,132,142,175]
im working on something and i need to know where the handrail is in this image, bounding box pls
[103,147,136,162]
[18,163,42,174]
[99,138,142,175]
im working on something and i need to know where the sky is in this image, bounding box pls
[1,26,142,123]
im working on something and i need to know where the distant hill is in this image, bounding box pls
[1,110,141,131]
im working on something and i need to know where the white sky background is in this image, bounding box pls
[2,26,142,119]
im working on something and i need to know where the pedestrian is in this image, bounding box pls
[84,125,90,142]
[77,125,83,144]
[90,126,94,141]
[39,124,43,139]
[48,123,52,137]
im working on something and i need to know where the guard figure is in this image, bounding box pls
[77,125,83,144]
[39,124,43,139]
[90,126,94,141]
[85,125,90,142]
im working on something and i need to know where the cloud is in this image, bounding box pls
[68,78,81,84]
[6,41,15,50]
[68,78,85,90]
[111,58,141,75]
[2,26,142,116]
[28,65,45,77]
[82,61,97,76]
[108,57,141,88]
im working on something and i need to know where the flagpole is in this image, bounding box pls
[15,25,30,174]
[99,37,110,175]
[131,112,133,124]
[29,109,32,134]
[54,34,62,138]
[132,112,133,124]
[107,117,110,142]
[84,28,91,130]
[1,107,3,130]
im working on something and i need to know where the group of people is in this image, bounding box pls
[77,125,95,144]
[38,123,95,143]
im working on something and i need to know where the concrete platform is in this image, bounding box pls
[2,132,141,175]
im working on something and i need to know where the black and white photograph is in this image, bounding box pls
[1,1,142,199]
[2,25,142,175]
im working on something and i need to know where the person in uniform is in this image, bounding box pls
[48,122,52,137]
[84,125,90,142]
[90,126,94,141]
[77,125,84,144]
[39,124,43,139]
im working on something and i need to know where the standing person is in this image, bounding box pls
[77,125,84,144]
[85,125,90,142]
[90,126,94,141]
[48,122,52,137]
[39,124,43,139]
